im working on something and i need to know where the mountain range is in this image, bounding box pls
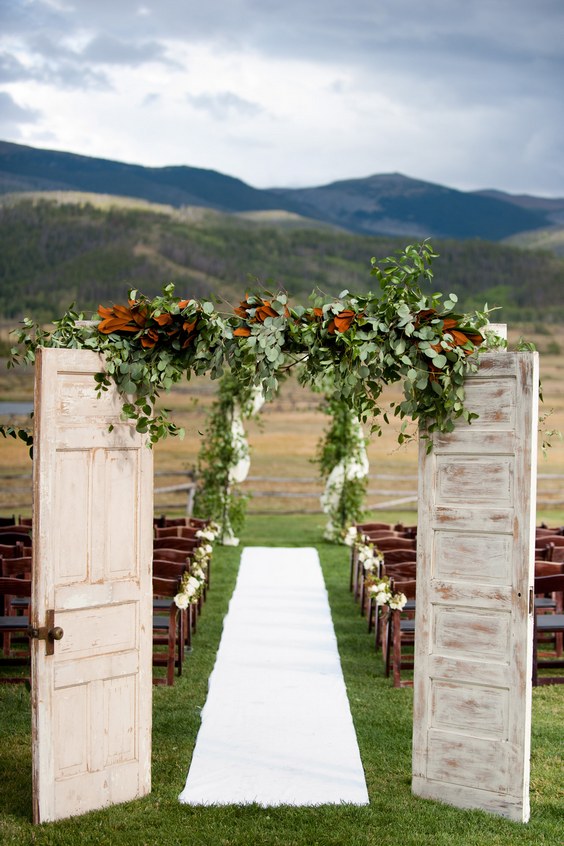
[1,139,564,242]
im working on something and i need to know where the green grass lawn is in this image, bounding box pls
[0,515,562,845]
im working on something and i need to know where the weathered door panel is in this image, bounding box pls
[31,348,153,823]
[412,353,539,822]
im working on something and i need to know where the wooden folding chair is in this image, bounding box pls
[0,558,32,655]
[385,579,417,687]
[154,525,199,539]
[0,530,32,547]
[153,557,194,646]
[0,576,31,684]
[152,576,183,686]
[352,531,402,599]
[0,516,16,527]
[533,574,564,685]
[154,536,199,553]
[0,542,25,560]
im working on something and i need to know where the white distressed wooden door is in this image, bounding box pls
[31,348,153,823]
[412,352,539,822]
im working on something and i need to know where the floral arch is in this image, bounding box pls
[4,240,541,825]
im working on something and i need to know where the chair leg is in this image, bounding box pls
[392,610,401,687]
[532,610,538,687]
[164,606,182,686]
[383,609,391,676]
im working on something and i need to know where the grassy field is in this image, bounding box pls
[0,514,562,845]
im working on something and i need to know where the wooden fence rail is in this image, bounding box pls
[1,471,563,517]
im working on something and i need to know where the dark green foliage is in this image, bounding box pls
[1,197,564,323]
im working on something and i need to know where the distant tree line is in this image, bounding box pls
[1,198,564,323]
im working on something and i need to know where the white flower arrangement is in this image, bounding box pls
[174,571,205,608]
[356,542,384,575]
[173,528,216,609]
[366,575,407,610]
[193,543,212,571]
[196,527,217,542]
[343,525,358,547]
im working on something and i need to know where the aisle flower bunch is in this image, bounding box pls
[192,542,213,576]
[365,575,408,611]
[195,523,220,543]
[357,542,384,575]
[174,570,205,609]
[343,526,358,547]
[173,523,218,609]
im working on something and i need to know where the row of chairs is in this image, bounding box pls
[350,521,564,688]
[350,522,418,687]
[0,515,215,688]
[152,515,214,686]
[0,525,33,684]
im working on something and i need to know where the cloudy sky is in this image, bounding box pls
[0,0,563,196]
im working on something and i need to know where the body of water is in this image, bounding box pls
[0,402,33,416]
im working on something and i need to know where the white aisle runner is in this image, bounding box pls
[179,546,369,806]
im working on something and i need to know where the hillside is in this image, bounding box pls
[271,173,548,241]
[0,139,560,242]
[1,192,564,324]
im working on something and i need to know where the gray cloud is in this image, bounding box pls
[142,92,161,107]
[0,53,33,84]
[0,91,41,128]
[80,34,179,68]
[187,91,264,120]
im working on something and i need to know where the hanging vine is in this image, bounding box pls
[315,393,369,543]
[192,372,263,545]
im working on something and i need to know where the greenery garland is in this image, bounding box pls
[5,242,493,449]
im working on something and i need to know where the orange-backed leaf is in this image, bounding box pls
[132,310,147,327]
[153,313,173,327]
[178,299,192,309]
[327,319,336,335]
[442,317,458,331]
[98,305,114,319]
[98,317,139,334]
[113,304,135,320]
[334,310,355,332]
[255,304,278,322]
[183,320,197,334]
[313,307,323,318]
[141,328,159,348]
[463,330,484,346]
[233,327,251,337]
[448,329,474,348]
